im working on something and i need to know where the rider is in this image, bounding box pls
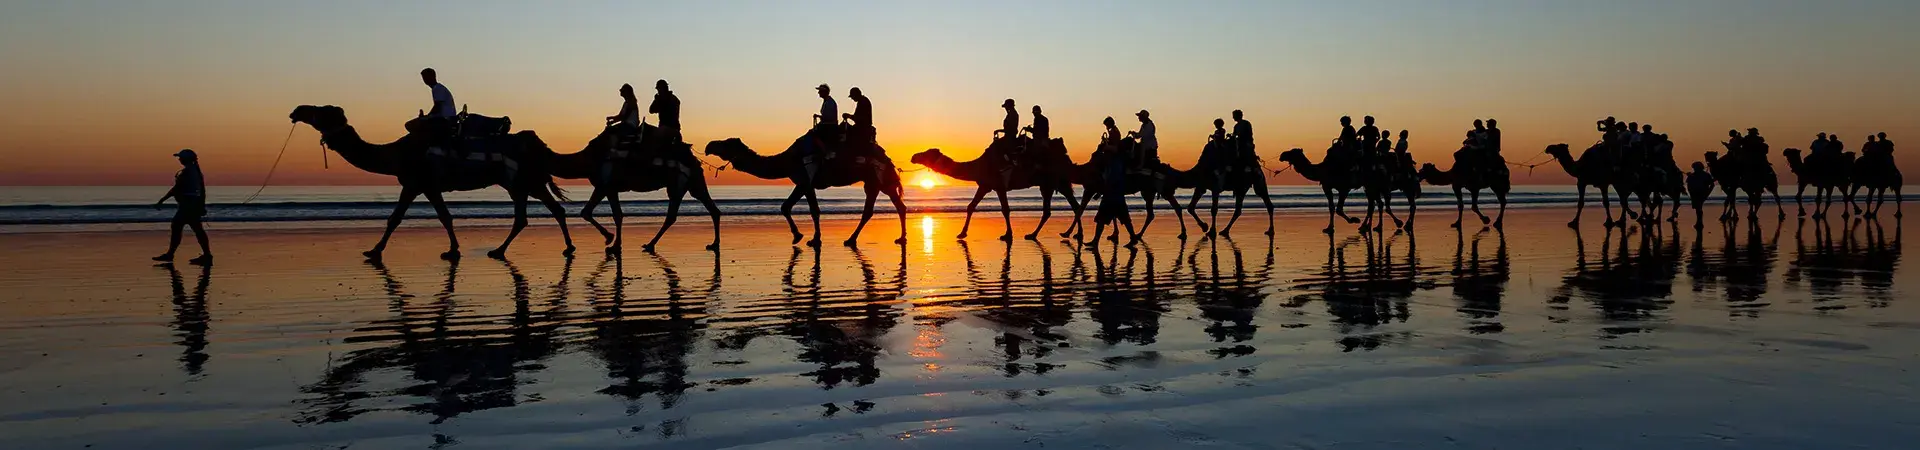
[1741,128,1767,160]
[999,99,1021,139]
[1131,110,1158,172]
[843,87,874,140]
[606,83,641,132]
[1338,116,1358,156]
[1023,105,1050,152]
[650,79,681,143]
[1810,132,1831,159]
[1359,116,1381,157]
[1101,116,1124,148]
[1231,110,1254,162]
[1878,132,1894,154]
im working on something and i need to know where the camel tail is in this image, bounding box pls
[548,178,571,203]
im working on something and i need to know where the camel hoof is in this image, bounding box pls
[641,243,657,253]
[598,231,615,244]
[1205,231,1217,239]
[1107,234,1120,242]
[1897,212,1905,219]
[1265,228,1275,237]
[843,239,857,247]
[1024,233,1039,241]
[562,246,577,257]
[607,245,623,256]
[1345,217,1361,224]
[486,249,507,260]
[791,234,804,245]
[707,242,721,251]
[1073,232,1085,240]
[808,238,823,248]
[999,234,1014,242]
[363,250,384,260]
[1451,221,1462,229]
[1798,210,1807,217]
[1177,233,1188,240]
[956,232,969,240]
[1479,216,1491,224]
[1566,221,1579,229]
[442,250,462,261]
[1059,232,1073,239]
[1323,227,1335,235]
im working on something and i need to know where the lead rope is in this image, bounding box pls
[238,123,300,205]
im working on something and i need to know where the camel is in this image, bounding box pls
[1277,146,1365,234]
[1180,139,1277,238]
[1705,147,1786,222]
[1355,153,1422,233]
[1546,143,1632,229]
[909,137,1083,242]
[288,105,575,261]
[1617,139,1685,225]
[549,125,722,254]
[1419,148,1511,229]
[1847,149,1903,219]
[702,137,908,247]
[1063,138,1191,241]
[1782,147,1851,219]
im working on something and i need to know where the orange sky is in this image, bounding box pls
[2,1,1916,187]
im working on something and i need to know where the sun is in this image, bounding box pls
[916,173,941,190]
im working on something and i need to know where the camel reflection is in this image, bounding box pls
[1087,242,1168,347]
[163,263,212,377]
[963,241,1073,377]
[297,259,568,425]
[581,253,708,415]
[1687,220,1780,317]
[1450,229,1510,334]
[1788,217,1903,310]
[1194,238,1274,358]
[777,247,904,389]
[1289,233,1425,352]
[1553,227,1684,336]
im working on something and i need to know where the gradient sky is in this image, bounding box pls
[2,0,1916,186]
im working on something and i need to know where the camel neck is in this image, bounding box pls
[318,125,404,177]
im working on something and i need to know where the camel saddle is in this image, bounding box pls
[425,112,520,171]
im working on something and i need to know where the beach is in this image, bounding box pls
[2,206,1917,449]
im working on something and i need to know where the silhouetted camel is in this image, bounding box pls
[703,137,908,247]
[1064,138,1190,241]
[1848,149,1903,219]
[1182,139,1277,238]
[1359,152,1422,232]
[289,105,574,260]
[910,137,1083,242]
[1277,146,1364,234]
[1781,147,1851,219]
[1705,149,1786,222]
[1546,143,1629,229]
[1418,148,1510,229]
[550,125,721,254]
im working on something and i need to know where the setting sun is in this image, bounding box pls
[916,173,942,190]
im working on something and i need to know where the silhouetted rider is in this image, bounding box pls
[607,83,640,131]
[650,79,681,142]
[843,87,875,147]
[999,99,1020,139]
[1359,116,1380,157]
[1129,110,1158,171]
[1232,110,1254,164]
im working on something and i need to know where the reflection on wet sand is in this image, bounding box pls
[1450,229,1510,334]
[1788,217,1904,311]
[1689,220,1781,317]
[163,263,212,377]
[1288,233,1431,351]
[583,253,706,417]
[1552,227,1685,338]
[298,259,570,425]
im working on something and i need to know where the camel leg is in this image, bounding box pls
[1070,189,1095,240]
[1187,189,1211,233]
[1253,181,1276,236]
[804,188,824,248]
[1165,187,1190,240]
[1451,187,1466,229]
[1222,189,1247,237]
[1208,189,1222,238]
[531,187,575,257]
[1377,191,1395,232]
[691,183,723,251]
[885,183,908,245]
[1401,189,1417,230]
[1896,187,1905,219]
[605,191,625,253]
[1570,184,1586,228]
[1337,190,1360,224]
[580,187,612,245]
[1136,189,1156,240]
[1321,187,1338,235]
[364,189,420,260]
[1026,186,1053,241]
[1469,188,1489,225]
[1493,190,1508,229]
[643,186,685,252]
[1772,187,1787,220]
[995,189,1015,242]
[846,186,879,246]
[489,191,531,259]
[1064,184,1086,239]
[958,186,988,240]
[1600,185,1618,228]
[780,186,806,245]
[1795,183,1807,217]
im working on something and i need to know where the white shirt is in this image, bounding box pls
[1136,120,1158,148]
[430,83,457,118]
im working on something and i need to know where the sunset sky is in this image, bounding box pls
[1,0,1916,186]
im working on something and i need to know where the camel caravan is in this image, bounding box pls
[280,69,1904,261]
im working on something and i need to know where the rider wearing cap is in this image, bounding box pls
[1130,110,1158,171]
[650,80,681,143]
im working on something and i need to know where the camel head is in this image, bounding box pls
[1782,147,1802,158]
[703,138,749,160]
[1544,143,1572,159]
[289,105,347,131]
[1418,163,1440,176]
[1277,148,1308,165]
[909,149,949,168]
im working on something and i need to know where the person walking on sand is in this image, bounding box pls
[1090,129,1139,248]
[154,149,212,265]
[1686,161,1716,228]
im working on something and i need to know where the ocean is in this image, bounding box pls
[0,185,1671,228]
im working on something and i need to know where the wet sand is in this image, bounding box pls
[1,207,1916,449]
